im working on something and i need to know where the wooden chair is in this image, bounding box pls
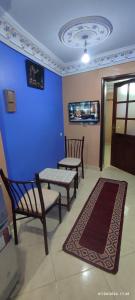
[57,136,85,187]
[0,169,61,255]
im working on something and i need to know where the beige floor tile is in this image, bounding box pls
[50,219,73,239]
[120,204,135,256]
[51,250,92,281]
[123,216,135,242]
[17,210,62,248]
[17,219,43,247]
[104,253,135,300]
[49,234,66,254]
[57,269,114,300]
[16,243,55,295]
[12,282,59,300]
[120,236,135,257]
[120,232,135,257]
[101,166,132,180]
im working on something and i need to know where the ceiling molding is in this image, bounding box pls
[58,16,113,48]
[62,45,135,76]
[0,7,64,76]
[0,7,135,77]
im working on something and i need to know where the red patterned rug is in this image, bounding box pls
[63,178,127,274]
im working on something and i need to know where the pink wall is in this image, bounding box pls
[63,61,135,167]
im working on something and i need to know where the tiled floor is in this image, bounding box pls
[104,143,111,168]
[9,166,135,300]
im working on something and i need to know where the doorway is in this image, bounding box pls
[100,73,135,173]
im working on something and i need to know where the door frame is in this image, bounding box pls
[99,72,135,171]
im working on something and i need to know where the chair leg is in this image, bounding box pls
[13,212,18,245]
[76,167,78,188]
[74,174,77,198]
[58,194,62,224]
[82,161,84,178]
[42,217,49,255]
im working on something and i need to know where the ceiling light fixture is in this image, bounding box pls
[81,35,90,64]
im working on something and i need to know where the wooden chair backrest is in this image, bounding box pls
[65,136,84,159]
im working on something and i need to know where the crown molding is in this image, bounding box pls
[0,7,64,76]
[0,7,135,77]
[62,45,135,76]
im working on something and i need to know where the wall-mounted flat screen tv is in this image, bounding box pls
[68,100,100,124]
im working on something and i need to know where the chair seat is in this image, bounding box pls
[19,187,59,213]
[58,157,81,167]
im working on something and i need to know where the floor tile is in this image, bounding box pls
[104,253,135,300]
[57,269,114,300]
[12,282,59,300]
[16,243,55,295]
[51,250,92,281]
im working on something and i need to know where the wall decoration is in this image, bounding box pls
[25,60,44,89]
[4,89,16,112]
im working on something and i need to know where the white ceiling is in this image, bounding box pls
[0,0,135,75]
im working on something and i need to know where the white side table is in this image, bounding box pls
[39,168,77,211]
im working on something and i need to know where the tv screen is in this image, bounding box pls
[68,101,100,124]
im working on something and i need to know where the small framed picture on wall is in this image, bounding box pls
[25,60,44,89]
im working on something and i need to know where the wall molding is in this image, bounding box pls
[62,46,135,76]
[0,7,64,76]
[0,7,135,77]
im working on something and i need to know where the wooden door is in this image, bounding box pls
[111,79,135,174]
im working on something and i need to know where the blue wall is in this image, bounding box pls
[0,42,64,180]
